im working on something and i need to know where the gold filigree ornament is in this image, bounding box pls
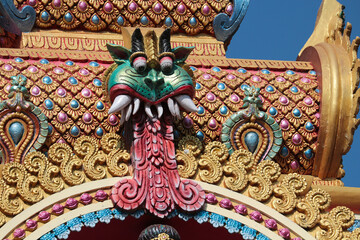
[49,143,85,186]
[198,141,228,184]
[272,173,307,214]
[204,141,229,162]
[294,188,331,229]
[24,151,64,194]
[101,132,130,177]
[198,150,222,184]
[74,136,107,180]
[176,149,198,179]
[178,135,203,157]
[349,228,360,240]
[0,133,130,225]
[223,148,254,192]
[0,179,23,216]
[315,206,355,240]
[248,160,281,202]
[2,162,44,204]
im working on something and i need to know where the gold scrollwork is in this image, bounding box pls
[198,154,223,184]
[204,141,229,162]
[248,160,281,202]
[101,133,130,177]
[315,206,355,240]
[0,179,23,216]
[2,162,43,204]
[152,233,172,240]
[176,150,198,178]
[49,143,85,186]
[229,148,255,170]
[0,133,132,224]
[106,149,130,177]
[100,132,125,153]
[47,142,69,165]
[198,141,226,184]
[295,188,331,229]
[24,151,64,194]
[74,136,106,180]
[272,173,307,214]
[223,149,254,192]
[178,135,203,157]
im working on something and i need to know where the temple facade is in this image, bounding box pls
[0,0,359,239]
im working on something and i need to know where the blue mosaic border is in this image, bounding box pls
[40,209,270,240]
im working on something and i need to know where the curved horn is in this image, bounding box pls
[132,28,145,53]
[159,28,172,53]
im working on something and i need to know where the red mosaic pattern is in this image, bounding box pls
[176,66,320,175]
[0,57,319,175]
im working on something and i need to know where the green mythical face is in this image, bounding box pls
[107,58,194,104]
[105,28,198,122]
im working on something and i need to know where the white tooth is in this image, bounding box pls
[133,98,140,115]
[126,103,133,121]
[120,109,125,125]
[145,102,154,118]
[174,101,181,119]
[108,95,132,114]
[174,95,198,112]
[156,104,163,118]
[167,98,176,116]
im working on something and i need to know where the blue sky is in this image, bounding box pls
[227,0,360,187]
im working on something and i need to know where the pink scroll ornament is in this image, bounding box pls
[111,114,205,217]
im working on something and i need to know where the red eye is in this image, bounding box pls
[160,56,173,74]
[133,56,147,73]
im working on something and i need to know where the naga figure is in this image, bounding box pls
[106,28,205,218]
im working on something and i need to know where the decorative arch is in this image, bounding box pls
[0,178,314,240]
[0,132,357,239]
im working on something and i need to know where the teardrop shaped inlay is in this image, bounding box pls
[244,131,259,153]
[9,122,24,146]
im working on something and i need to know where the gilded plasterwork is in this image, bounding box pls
[0,133,356,239]
[174,136,356,239]
[0,133,130,226]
